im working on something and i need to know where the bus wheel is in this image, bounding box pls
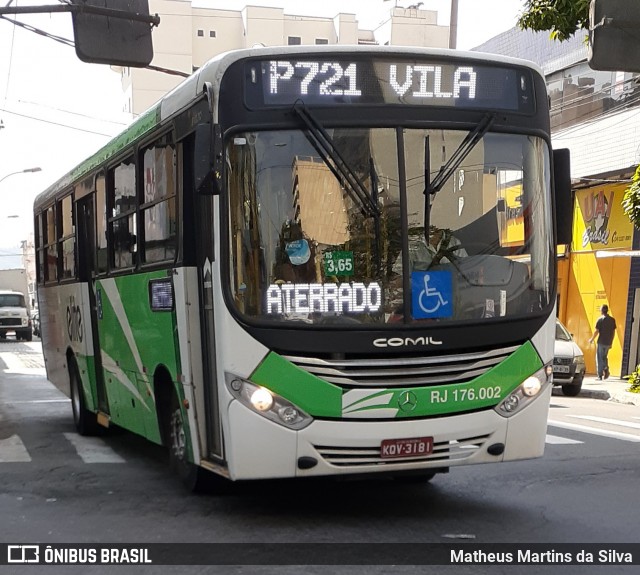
[167,391,213,492]
[69,359,100,436]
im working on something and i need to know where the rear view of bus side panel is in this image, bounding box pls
[94,272,179,443]
[38,283,92,401]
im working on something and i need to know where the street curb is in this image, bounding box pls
[552,388,606,400]
[579,389,611,401]
[552,381,640,404]
[552,388,611,401]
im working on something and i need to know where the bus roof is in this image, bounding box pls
[34,45,544,209]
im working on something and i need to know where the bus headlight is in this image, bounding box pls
[250,387,274,411]
[522,376,541,397]
[225,373,313,430]
[494,366,550,418]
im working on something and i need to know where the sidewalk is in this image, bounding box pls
[552,374,640,405]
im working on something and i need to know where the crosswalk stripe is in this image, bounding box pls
[0,435,32,462]
[63,433,126,463]
[548,419,640,442]
[0,352,45,373]
[568,415,640,430]
[546,434,583,445]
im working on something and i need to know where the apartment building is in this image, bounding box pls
[117,1,450,115]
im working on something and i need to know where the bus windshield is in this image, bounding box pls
[228,127,553,326]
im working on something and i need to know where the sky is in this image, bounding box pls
[0,0,525,268]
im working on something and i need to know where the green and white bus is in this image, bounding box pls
[34,46,571,489]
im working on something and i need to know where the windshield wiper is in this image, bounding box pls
[292,101,380,218]
[370,156,382,272]
[429,112,496,195]
[423,112,496,243]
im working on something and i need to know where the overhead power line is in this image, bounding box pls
[0,107,117,137]
[15,99,130,126]
[0,14,74,47]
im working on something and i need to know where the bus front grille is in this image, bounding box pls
[284,345,518,388]
[313,434,491,466]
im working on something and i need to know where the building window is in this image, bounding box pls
[315,38,329,45]
[209,30,216,38]
[288,36,301,45]
[197,29,204,37]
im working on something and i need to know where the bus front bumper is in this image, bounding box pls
[223,385,551,480]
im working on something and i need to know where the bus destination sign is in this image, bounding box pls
[249,58,535,113]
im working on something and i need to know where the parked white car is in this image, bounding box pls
[553,319,586,396]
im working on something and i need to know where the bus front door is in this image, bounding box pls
[196,193,224,461]
[76,194,110,420]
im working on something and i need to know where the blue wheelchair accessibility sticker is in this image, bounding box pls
[411,271,453,319]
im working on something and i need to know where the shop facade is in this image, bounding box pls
[557,183,637,377]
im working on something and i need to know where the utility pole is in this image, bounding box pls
[449,0,459,49]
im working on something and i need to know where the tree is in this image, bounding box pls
[622,167,640,229]
[517,0,590,41]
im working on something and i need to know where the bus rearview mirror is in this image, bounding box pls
[553,148,572,246]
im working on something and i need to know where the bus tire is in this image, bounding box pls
[69,359,101,436]
[167,390,214,492]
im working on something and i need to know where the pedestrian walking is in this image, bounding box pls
[588,305,616,380]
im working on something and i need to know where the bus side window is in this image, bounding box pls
[59,194,75,280]
[108,158,137,270]
[35,212,45,284]
[140,134,177,265]
[44,205,58,283]
[96,174,108,274]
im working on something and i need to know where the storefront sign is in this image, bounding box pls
[574,185,633,251]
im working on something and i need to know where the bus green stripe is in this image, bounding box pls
[250,353,343,418]
[70,107,160,182]
[251,341,543,419]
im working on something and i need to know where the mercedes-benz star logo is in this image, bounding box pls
[398,390,418,412]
